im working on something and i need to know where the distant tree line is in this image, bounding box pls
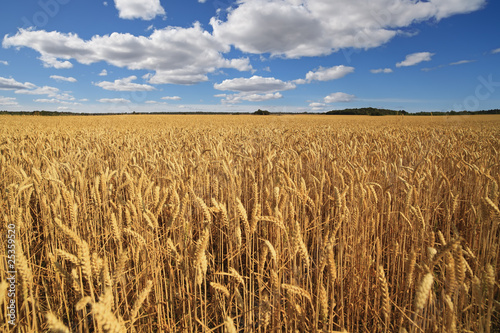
[1,108,499,116]
[253,109,271,115]
[325,107,407,116]
[325,108,500,116]
[411,109,500,116]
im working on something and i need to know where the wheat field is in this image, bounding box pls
[0,114,499,332]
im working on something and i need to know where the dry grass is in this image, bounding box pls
[0,114,499,332]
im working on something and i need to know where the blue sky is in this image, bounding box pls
[0,0,499,113]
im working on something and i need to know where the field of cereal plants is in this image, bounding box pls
[0,114,499,332]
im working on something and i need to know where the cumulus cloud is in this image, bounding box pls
[3,24,252,85]
[304,65,355,82]
[94,75,155,91]
[0,96,18,106]
[50,75,77,82]
[214,75,295,93]
[0,76,34,90]
[34,98,77,104]
[492,48,500,54]
[15,85,74,101]
[0,60,7,65]
[98,98,131,103]
[211,0,485,58]
[218,92,283,104]
[309,102,325,107]
[324,92,355,103]
[99,69,108,76]
[449,59,475,66]
[214,76,292,103]
[396,52,434,67]
[40,54,73,69]
[309,102,326,111]
[113,0,166,20]
[370,68,393,74]
[161,96,181,101]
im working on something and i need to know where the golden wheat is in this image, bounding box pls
[1,114,499,332]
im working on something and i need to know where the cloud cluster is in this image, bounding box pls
[0,76,33,90]
[50,75,77,82]
[396,52,434,67]
[113,0,165,20]
[214,75,294,104]
[94,75,155,91]
[3,24,252,85]
[324,92,355,103]
[217,92,283,104]
[371,68,393,74]
[304,65,354,82]
[0,96,18,106]
[98,98,131,103]
[214,76,295,93]
[1,75,76,103]
[211,0,485,58]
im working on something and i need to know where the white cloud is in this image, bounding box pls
[98,98,131,103]
[241,92,282,102]
[211,0,485,58]
[0,60,8,65]
[0,76,35,90]
[449,60,475,66]
[292,79,307,85]
[309,102,326,111]
[492,48,500,54]
[396,52,434,67]
[309,102,325,107]
[15,85,74,101]
[3,25,252,85]
[304,65,355,82]
[99,69,108,76]
[113,0,165,20]
[324,92,355,103]
[34,98,75,104]
[17,86,59,96]
[219,92,283,104]
[214,76,289,103]
[161,96,181,101]
[214,76,295,93]
[94,75,155,91]
[50,75,77,82]
[370,68,393,74]
[0,96,18,106]
[39,54,73,69]
[422,59,475,72]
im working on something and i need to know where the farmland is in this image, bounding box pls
[1,114,499,332]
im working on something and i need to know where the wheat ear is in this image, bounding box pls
[414,273,434,312]
[377,265,391,322]
[46,312,71,333]
[130,280,153,324]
